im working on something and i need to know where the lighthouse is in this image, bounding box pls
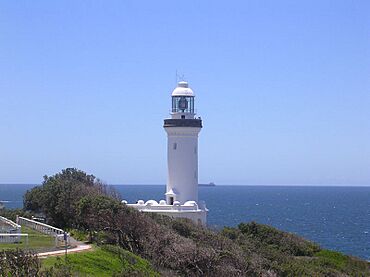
[164,81,202,205]
[125,81,207,225]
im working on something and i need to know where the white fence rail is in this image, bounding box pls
[0,215,21,232]
[0,233,28,244]
[17,216,70,247]
[18,217,64,235]
[0,216,22,243]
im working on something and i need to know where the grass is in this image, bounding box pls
[42,245,160,277]
[0,226,55,251]
[276,249,370,276]
[315,249,348,269]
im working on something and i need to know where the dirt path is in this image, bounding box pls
[38,243,92,258]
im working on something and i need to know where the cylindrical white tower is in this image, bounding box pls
[164,81,202,205]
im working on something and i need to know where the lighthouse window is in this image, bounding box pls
[172,96,195,113]
[173,143,177,150]
[194,146,197,154]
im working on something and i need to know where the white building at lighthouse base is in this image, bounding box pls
[125,200,208,226]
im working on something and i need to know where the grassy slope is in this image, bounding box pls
[0,226,54,251]
[226,222,370,276]
[41,245,159,277]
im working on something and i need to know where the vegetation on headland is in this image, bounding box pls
[1,168,369,276]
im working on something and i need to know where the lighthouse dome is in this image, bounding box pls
[172,81,194,97]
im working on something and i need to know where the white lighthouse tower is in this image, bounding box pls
[164,81,201,205]
[125,81,207,225]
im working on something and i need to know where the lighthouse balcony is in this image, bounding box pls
[164,119,202,128]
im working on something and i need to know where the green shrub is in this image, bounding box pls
[0,249,40,276]
[0,208,33,222]
[315,250,347,269]
[67,229,89,242]
[238,221,321,256]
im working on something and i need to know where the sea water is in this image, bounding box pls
[1,184,369,260]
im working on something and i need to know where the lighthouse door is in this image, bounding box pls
[169,197,174,205]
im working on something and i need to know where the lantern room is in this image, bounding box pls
[171,81,195,117]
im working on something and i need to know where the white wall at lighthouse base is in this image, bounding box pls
[125,200,208,226]
[143,209,207,226]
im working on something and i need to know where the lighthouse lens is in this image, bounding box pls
[179,97,188,111]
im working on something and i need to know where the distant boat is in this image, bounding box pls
[199,182,216,187]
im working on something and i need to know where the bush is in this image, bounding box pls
[0,249,40,276]
[238,222,321,256]
[0,208,33,222]
[315,250,348,269]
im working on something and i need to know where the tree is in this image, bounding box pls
[24,168,118,229]
[77,194,122,242]
[77,195,150,252]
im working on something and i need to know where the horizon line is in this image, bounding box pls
[1,183,370,187]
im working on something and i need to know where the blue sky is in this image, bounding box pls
[0,1,369,185]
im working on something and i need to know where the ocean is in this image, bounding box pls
[1,184,369,261]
